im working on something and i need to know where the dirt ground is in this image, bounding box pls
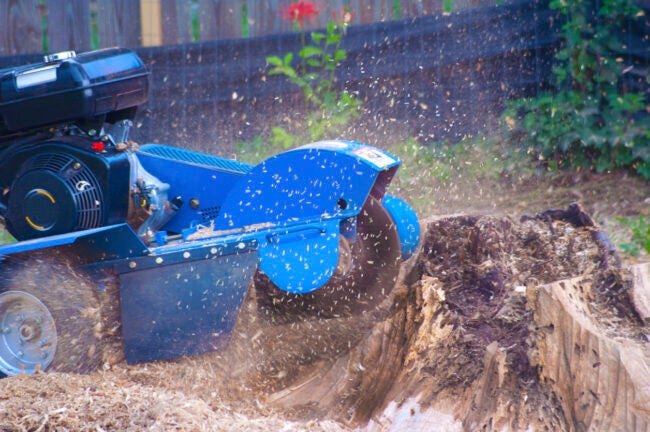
[0,159,649,431]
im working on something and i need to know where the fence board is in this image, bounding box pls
[159,0,193,44]
[199,0,241,40]
[124,1,570,150]
[0,0,555,54]
[247,0,389,37]
[0,0,646,153]
[401,0,442,17]
[0,0,41,55]
[97,0,142,48]
[247,0,290,37]
[349,0,394,23]
[47,0,92,53]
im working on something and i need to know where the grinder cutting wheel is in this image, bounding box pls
[0,48,420,376]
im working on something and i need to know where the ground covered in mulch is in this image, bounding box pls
[0,160,648,430]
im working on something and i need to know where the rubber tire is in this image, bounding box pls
[253,196,402,322]
[0,248,104,374]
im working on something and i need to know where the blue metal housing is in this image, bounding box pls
[136,140,401,294]
[0,140,417,365]
[382,195,421,260]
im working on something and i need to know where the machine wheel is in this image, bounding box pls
[0,249,103,375]
[254,196,402,322]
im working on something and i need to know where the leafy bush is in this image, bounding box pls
[502,0,650,177]
[263,3,360,149]
[616,214,650,257]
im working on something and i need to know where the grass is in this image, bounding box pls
[386,134,532,215]
[0,227,15,245]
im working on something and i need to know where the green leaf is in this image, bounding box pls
[311,31,325,44]
[326,33,341,46]
[299,46,323,59]
[334,49,347,61]
[266,55,283,66]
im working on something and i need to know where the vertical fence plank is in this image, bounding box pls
[160,0,193,45]
[47,0,92,53]
[97,0,142,48]
[0,0,42,55]
[401,0,442,17]
[348,0,394,24]
[311,0,346,29]
[141,0,162,46]
[247,0,291,36]
[199,0,242,40]
[248,0,355,36]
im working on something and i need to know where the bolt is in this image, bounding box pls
[1,327,10,334]
[17,350,24,358]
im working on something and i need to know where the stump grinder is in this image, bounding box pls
[0,48,419,376]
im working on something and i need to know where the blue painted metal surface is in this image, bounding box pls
[133,140,403,295]
[257,219,341,294]
[0,223,148,261]
[0,139,418,367]
[382,195,421,260]
[116,238,258,364]
[207,140,400,293]
[136,144,252,234]
[213,140,400,231]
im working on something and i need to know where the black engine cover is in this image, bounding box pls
[1,140,131,240]
[0,48,148,135]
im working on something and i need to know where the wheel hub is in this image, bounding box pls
[0,291,57,375]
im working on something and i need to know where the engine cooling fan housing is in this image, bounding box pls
[6,152,104,240]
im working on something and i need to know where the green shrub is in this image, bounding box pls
[503,0,650,178]
[264,5,360,149]
[616,214,650,257]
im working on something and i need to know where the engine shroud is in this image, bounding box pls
[0,47,148,135]
[1,141,130,240]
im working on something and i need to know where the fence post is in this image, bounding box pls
[0,0,42,55]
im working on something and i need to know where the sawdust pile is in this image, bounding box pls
[1,204,648,431]
[0,371,347,431]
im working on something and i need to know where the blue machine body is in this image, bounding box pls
[0,140,419,365]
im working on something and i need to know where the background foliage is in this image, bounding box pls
[502,0,650,178]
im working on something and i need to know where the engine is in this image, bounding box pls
[0,48,174,241]
[1,138,131,240]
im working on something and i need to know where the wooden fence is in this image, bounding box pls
[0,1,646,154]
[0,0,517,55]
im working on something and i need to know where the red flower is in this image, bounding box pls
[281,1,320,28]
